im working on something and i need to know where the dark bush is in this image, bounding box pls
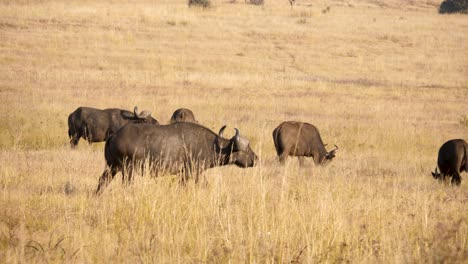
[439,0,468,14]
[188,0,211,8]
[248,0,264,5]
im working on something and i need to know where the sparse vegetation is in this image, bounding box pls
[248,0,264,5]
[188,0,211,8]
[0,0,467,263]
[460,115,468,127]
[322,6,331,14]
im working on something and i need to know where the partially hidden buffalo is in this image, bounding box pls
[272,121,338,165]
[432,139,467,185]
[96,123,258,194]
[170,108,198,123]
[68,106,158,147]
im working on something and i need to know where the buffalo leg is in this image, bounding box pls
[451,172,461,186]
[179,172,189,186]
[82,128,93,145]
[193,166,208,188]
[179,164,192,186]
[298,157,306,166]
[96,167,118,195]
[196,174,208,188]
[122,164,134,185]
[278,148,290,165]
[70,132,81,148]
[437,173,445,183]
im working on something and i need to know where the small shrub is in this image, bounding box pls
[439,0,468,14]
[459,114,468,127]
[248,0,264,5]
[297,18,307,24]
[322,6,331,14]
[188,0,211,8]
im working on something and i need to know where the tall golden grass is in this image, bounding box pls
[0,0,467,262]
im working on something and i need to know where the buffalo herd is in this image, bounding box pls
[67,106,467,194]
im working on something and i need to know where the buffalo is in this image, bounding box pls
[272,121,338,165]
[170,108,198,123]
[68,106,158,147]
[96,123,258,194]
[432,139,467,185]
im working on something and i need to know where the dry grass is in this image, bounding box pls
[0,0,467,263]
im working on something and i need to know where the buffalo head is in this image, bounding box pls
[123,106,159,124]
[322,144,339,165]
[432,167,441,180]
[218,126,258,168]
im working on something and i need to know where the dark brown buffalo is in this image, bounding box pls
[432,139,467,185]
[96,123,258,194]
[170,108,198,123]
[68,106,158,147]
[272,121,338,165]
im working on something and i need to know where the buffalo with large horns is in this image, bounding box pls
[272,121,338,165]
[96,122,258,194]
[68,106,158,147]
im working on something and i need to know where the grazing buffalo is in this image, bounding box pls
[96,123,258,194]
[272,121,338,165]
[68,106,158,147]
[170,108,198,123]
[432,139,467,185]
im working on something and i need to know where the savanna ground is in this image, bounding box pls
[0,0,467,262]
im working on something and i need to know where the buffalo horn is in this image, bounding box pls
[133,106,151,119]
[134,106,139,117]
[330,144,339,152]
[218,125,227,138]
[234,128,250,151]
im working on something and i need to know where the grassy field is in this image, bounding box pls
[0,0,467,262]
